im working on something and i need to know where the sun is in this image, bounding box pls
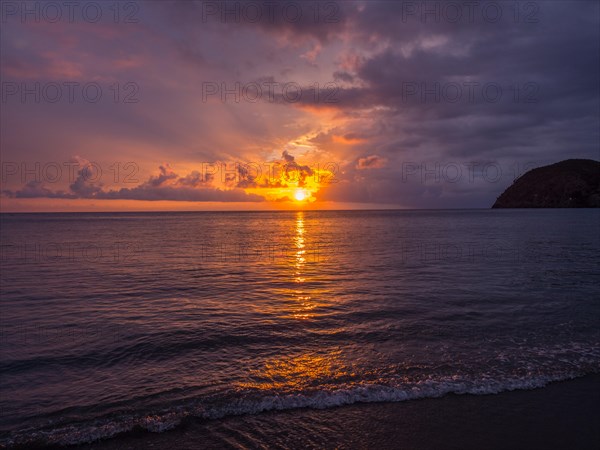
[294,189,308,202]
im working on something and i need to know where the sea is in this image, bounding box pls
[0,210,599,447]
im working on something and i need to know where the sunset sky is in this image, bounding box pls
[1,0,599,211]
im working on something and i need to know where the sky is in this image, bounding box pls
[1,0,599,211]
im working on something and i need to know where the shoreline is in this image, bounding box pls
[65,374,600,450]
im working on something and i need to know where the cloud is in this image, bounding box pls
[1,1,598,209]
[3,165,265,203]
[230,151,315,189]
[3,181,76,199]
[356,155,387,170]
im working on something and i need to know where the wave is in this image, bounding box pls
[2,370,597,448]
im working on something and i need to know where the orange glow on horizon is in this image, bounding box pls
[243,162,335,203]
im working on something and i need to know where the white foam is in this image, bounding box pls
[4,370,596,447]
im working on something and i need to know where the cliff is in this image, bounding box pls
[492,159,600,208]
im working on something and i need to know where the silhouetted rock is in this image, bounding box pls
[492,159,600,208]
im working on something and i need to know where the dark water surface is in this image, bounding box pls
[1,210,599,446]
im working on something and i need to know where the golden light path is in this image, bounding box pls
[236,212,353,392]
[237,350,352,391]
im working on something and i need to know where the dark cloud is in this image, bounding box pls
[170,0,353,43]
[231,151,314,189]
[279,151,314,187]
[3,181,77,199]
[356,155,387,170]
[3,165,264,202]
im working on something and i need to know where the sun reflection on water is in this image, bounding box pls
[291,212,316,319]
[237,350,354,391]
[294,212,306,283]
[237,213,356,393]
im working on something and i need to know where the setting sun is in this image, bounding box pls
[294,189,308,202]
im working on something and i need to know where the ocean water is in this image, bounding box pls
[0,210,599,447]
